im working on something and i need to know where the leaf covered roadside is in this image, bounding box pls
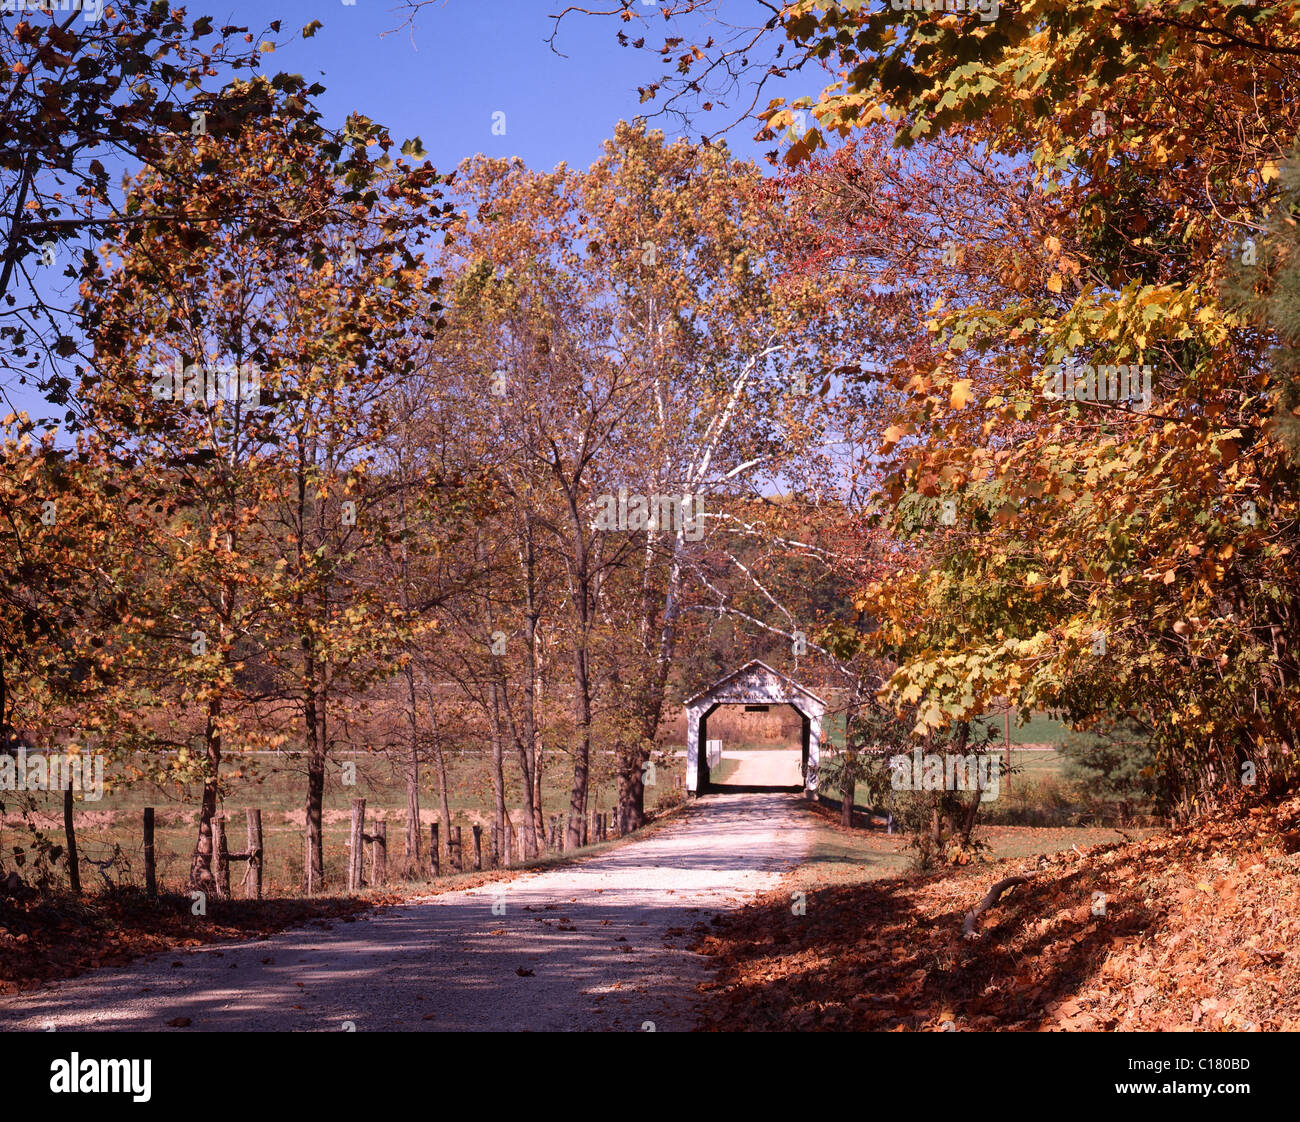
[0,891,391,996]
[693,797,1300,1032]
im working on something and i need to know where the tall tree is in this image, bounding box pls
[80,99,446,890]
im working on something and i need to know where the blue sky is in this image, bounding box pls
[6,1,815,423]
[226,0,801,175]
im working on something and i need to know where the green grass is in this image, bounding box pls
[789,805,1158,894]
[814,742,1157,829]
[2,748,686,897]
[977,824,1159,861]
[707,758,741,784]
[1007,748,1066,777]
[795,829,913,889]
[1004,712,1072,746]
[816,711,1070,752]
[0,719,1119,900]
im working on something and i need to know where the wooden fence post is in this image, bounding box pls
[143,807,156,898]
[451,825,463,872]
[348,798,366,892]
[490,825,500,869]
[246,808,263,900]
[370,820,387,886]
[610,805,618,837]
[472,824,483,871]
[430,823,440,877]
[503,819,512,867]
[63,787,80,896]
[214,814,231,898]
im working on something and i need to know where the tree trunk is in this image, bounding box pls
[841,750,856,828]
[531,708,545,848]
[398,481,421,874]
[627,550,685,831]
[403,662,421,874]
[425,680,452,862]
[566,637,592,850]
[189,695,222,892]
[508,720,539,860]
[63,786,80,895]
[521,519,544,855]
[617,744,641,832]
[959,752,984,848]
[489,682,507,849]
[304,683,327,893]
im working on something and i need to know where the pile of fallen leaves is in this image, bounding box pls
[694,793,1300,1031]
[0,889,390,994]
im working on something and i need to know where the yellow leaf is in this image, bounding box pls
[1047,272,1063,294]
[950,379,974,409]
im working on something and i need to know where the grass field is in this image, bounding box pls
[791,802,1157,892]
[815,709,1071,751]
[0,715,1115,899]
[1,748,686,897]
[814,745,1153,828]
[707,757,742,784]
[995,712,1073,746]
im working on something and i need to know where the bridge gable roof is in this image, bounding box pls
[684,659,826,711]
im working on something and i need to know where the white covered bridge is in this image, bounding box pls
[683,660,825,795]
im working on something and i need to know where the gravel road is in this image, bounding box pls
[0,792,811,1032]
[718,748,804,787]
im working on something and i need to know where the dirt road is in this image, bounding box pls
[0,792,811,1032]
[718,748,804,787]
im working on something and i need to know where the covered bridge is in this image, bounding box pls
[683,660,825,795]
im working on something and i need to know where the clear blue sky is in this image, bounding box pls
[224,0,801,174]
[6,1,814,423]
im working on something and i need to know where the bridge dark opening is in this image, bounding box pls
[696,702,805,793]
[685,661,825,797]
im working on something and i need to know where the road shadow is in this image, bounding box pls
[703,783,803,794]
